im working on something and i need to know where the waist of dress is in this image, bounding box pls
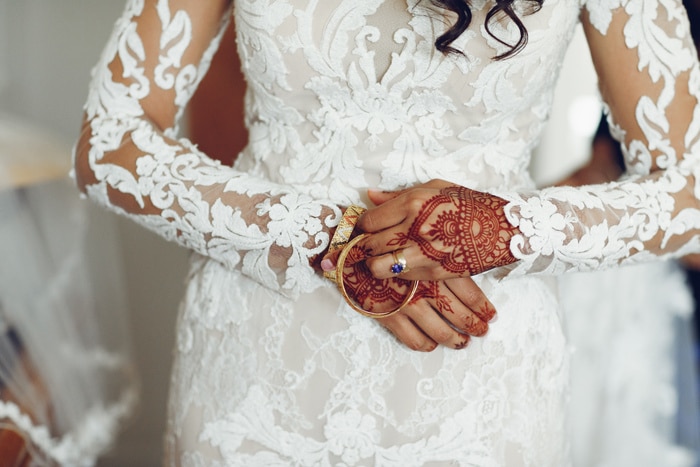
[234,150,537,198]
[188,252,558,312]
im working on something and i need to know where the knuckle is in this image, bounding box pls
[366,257,384,277]
[407,195,425,212]
[358,237,375,256]
[462,289,485,307]
[357,213,374,232]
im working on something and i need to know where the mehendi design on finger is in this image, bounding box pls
[454,337,470,350]
[387,233,410,247]
[463,313,488,336]
[343,243,413,311]
[412,281,456,315]
[475,302,496,322]
[405,186,517,275]
[413,280,491,337]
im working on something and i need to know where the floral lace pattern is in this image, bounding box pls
[75,0,699,465]
[502,0,700,275]
[76,0,341,297]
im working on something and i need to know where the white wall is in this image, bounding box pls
[0,2,188,465]
[0,2,7,93]
[530,25,601,186]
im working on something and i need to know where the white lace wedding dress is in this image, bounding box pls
[74,0,700,465]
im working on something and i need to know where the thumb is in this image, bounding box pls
[321,247,342,271]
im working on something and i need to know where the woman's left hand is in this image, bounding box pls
[349,180,520,281]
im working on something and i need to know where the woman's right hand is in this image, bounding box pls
[380,278,497,351]
[337,242,496,351]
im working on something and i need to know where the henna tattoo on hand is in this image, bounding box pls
[404,186,518,276]
[412,281,456,315]
[342,243,414,312]
[413,281,488,338]
[454,337,470,350]
[475,301,497,323]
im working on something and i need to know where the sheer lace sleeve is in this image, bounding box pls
[501,0,700,275]
[73,0,341,296]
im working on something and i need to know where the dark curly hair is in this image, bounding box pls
[431,0,544,60]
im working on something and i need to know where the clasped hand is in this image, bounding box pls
[323,179,520,351]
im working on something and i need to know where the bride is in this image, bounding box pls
[74,0,700,465]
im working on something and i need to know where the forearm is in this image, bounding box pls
[75,113,340,295]
[73,0,341,295]
[499,2,700,275]
[500,167,700,275]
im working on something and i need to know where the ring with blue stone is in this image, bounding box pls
[390,250,409,275]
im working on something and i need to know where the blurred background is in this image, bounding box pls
[0,2,188,465]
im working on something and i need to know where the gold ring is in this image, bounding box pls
[336,233,419,319]
[390,250,409,275]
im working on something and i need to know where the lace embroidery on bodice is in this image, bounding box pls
[234,0,579,201]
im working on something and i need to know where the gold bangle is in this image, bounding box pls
[335,233,419,319]
[323,205,367,282]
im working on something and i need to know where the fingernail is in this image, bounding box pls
[489,313,498,323]
[321,258,335,272]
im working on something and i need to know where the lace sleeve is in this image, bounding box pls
[73,0,340,296]
[501,1,700,275]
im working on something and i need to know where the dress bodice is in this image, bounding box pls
[234,0,580,202]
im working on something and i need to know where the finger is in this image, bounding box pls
[360,241,449,281]
[401,299,471,349]
[379,312,438,352]
[418,281,489,337]
[367,183,442,209]
[360,180,453,232]
[323,234,442,281]
[367,188,405,206]
[356,193,413,233]
[445,277,497,323]
[321,247,341,272]
[356,223,413,256]
[321,229,370,271]
[420,179,453,189]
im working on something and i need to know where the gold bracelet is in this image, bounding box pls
[323,205,367,282]
[335,233,419,319]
